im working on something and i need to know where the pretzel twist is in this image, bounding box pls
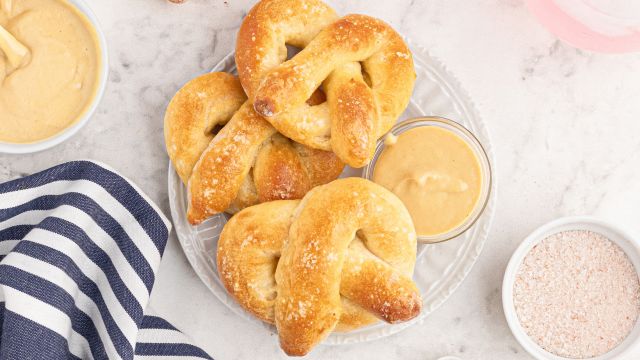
[218,178,421,356]
[164,72,344,224]
[236,0,415,167]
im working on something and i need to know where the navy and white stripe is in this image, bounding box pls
[136,314,215,360]
[0,161,212,360]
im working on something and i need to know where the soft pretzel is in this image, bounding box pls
[236,0,415,167]
[164,72,344,224]
[164,72,246,184]
[218,178,421,356]
[236,0,338,99]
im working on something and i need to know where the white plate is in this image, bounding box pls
[168,42,497,345]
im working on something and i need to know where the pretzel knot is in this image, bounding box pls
[164,72,344,224]
[218,178,422,356]
[236,0,416,168]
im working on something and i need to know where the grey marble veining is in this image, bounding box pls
[2,0,640,359]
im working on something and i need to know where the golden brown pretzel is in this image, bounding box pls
[218,178,421,356]
[164,72,246,184]
[164,72,344,224]
[236,0,415,167]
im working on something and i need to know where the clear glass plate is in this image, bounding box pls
[167,41,497,345]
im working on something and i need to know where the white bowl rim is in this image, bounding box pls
[0,0,109,154]
[502,215,640,360]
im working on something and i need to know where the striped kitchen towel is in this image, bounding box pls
[0,160,212,360]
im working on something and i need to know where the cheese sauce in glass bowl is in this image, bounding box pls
[364,116,492,244]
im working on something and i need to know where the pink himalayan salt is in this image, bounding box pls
[514,230,640,359]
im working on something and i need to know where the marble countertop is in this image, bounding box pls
[3,0,640,359]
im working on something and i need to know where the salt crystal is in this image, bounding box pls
[513,230,640,358]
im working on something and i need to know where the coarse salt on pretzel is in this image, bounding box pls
[218,178,421,356]
[236,0,338,99]
[164,72,344,224]
[236,0,415,167]
[164,72,246,184]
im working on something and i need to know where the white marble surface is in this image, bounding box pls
[2,0,640,359]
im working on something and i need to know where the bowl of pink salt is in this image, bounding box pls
[503,216,640,360]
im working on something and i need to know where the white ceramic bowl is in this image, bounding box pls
[0,0,109,154]
[502,216,640,360]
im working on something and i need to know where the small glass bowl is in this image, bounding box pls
[363,116,492,244]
